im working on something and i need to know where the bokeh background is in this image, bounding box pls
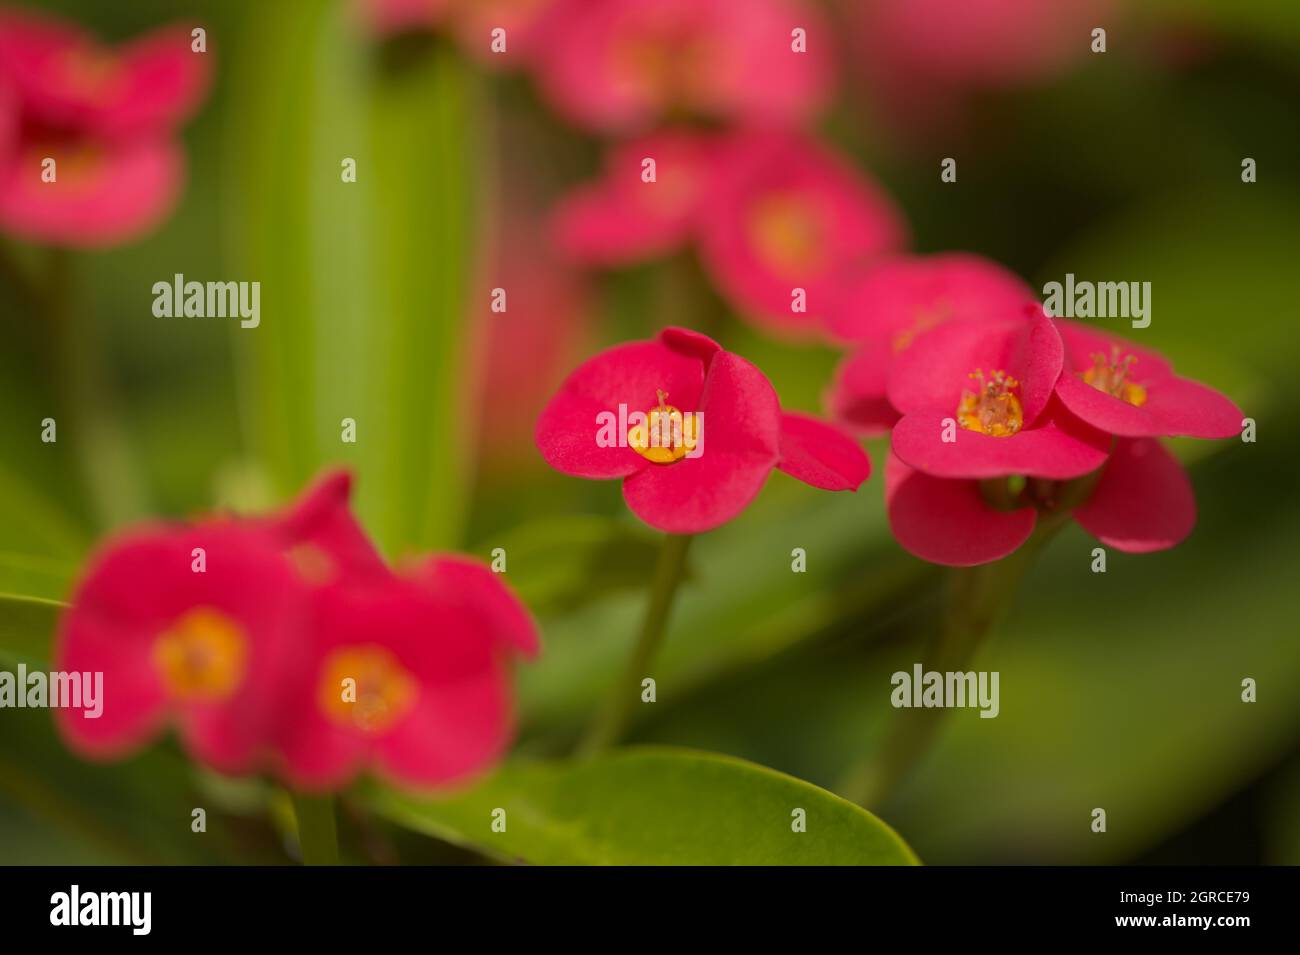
[1,0,1299,864]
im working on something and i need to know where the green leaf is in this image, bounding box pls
[369,746,919,865]
[0,593,62,667]
[474,516,673,616]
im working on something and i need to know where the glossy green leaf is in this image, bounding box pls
[370,746,919,865]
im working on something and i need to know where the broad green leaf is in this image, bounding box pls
[370,746,919,865]
[0,593,62,667]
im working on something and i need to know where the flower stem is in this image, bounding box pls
[290,792,340,866]
[577,532,694,756]
[842,512,1070,807]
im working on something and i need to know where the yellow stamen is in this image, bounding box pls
[318,645,417,734]
[1081,347,1147,406]
[628,389,699,464]
[956,368,1023,437]
[153,608,248,702]
[748,192,825,279]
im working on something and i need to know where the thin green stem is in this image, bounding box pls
[290,792,340,866]
[842,512,1070,807]
[577,532,694,756]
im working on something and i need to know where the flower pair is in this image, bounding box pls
[54,472,539,791]
[0,8,209,247]
[552,129,906,335]
[827,256,1242,564]
[537,327,871,533]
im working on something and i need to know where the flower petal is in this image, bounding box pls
[1074,438,1195,552]
[1056,371,1242,439]
[265,469,388,583]
[826,252,1033,344]
[887,310,1062,426]
[413,555,541,658]
[824,342,900,435]
[885,452,1036,566]
[621,351,780,532]
[776,411,871,491]
[891,401,1110,480]
[536,338,706,479]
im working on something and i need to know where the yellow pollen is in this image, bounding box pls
[956,368,1023,437]
[153,607,248,702]
[748,192,825,279]
[1081,347,1147,407]
[318,645,417,734]
[628,389,699,464]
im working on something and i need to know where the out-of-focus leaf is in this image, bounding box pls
[516,470,923,736]
[370,746,918,865]
[475,516,673,616]
[0,593,61,667]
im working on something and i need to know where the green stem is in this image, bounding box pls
[842,512,1070,807]
[577,533,694,756]
[46,250,148,529]
[290,792,339,866]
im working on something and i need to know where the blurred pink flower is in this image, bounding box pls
[54,471,539,792]
[552,129,905,337]
[0,9,210,247]
[826,253,1035,434]
[536,327,870,533]
[531,0,831,134]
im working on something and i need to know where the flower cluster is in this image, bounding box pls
[0,8,209,246]
[54,471,539,791]
[825,255,1242,565]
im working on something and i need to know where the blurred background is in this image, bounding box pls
[1,0,1299,864]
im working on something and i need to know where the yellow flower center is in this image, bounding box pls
[1081,348,1147,406]
[317,645,417,734]
[628,390,700,464]
[957,368,1023,437]
[153,608,249,702]
[748,192,825,279]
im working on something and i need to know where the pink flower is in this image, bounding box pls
[826,253,1035,433]
[54,522,308,771]
[272,556,537,791]
[888,311,1111,481]
[0,9,209,247]
[530,0,831,134]
[536,327,871,533]
[881,316,1241,566]
[53,471,539,791]
[552,129,906,337]
[1053,320,1243,439]
[552,129,720,267]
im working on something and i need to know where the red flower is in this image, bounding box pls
[826,253,1035,433]
[1053,321,1243,439]
[881,315,1241,566]
[552,129,906,337]
[536,327,871,533]
[53,471,539,791]
[530,0,831,134]
[0,9,209,246]
[888,311,1111,481]
[272,556,538,791]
